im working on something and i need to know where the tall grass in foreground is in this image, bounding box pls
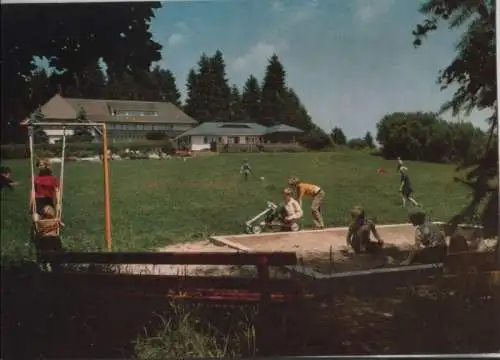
[134,303,257,359]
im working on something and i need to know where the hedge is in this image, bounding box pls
[0,140,173,160]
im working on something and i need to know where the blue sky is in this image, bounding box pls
[149,0,492,137]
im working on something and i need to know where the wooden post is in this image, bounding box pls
[102,124,112,250]
[257,255,271,304]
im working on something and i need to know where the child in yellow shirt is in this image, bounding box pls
[288,177,325,228]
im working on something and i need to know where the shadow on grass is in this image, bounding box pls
[1,258,499,359]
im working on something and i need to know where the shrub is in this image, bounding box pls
[347,138,368,150]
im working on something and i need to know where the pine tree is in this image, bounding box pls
[28,68,54,110]
[79,61,106,98]
[72,106,94,142]
[31,106,49,144]
[281,88,315,131]
[364,131,374,148]
[152,67,182,106]
[209,50,231,122]
[331,127,347,145]
[184,68,199,119]
[241,75,261,122]
[261,54,287,126]
[229,85,244,121]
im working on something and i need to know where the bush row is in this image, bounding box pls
[216,143,306,153]
[0,140,174,159]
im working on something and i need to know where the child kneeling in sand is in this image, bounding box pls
[32,205,65,269]
[346,206,384,254]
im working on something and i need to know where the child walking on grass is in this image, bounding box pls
[240,159,252,180]
[399,166,420,207]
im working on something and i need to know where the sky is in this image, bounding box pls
[148,0,492,138]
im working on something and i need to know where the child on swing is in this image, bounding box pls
[32,205,65,269]
[30,161,60,216]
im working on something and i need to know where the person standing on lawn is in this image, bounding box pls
[401,207,447,265]
[399,166,419,207]
[288,177,325,229]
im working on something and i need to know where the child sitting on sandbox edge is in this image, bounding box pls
[346,206,384,254]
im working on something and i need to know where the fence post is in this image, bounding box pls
[257,255,271,305]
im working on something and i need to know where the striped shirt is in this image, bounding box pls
[415,222,445,248]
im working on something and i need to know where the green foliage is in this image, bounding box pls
[364,131,375,148]
[376,112,486,163]
[229,85,245,121]
[347,138,368,150]
[70,106,94,142]
[261,54,287,126]
[31,107,49,144]
[134,304,256,359]
[183,51,231,122]
[330,127,347,146]
[412,0,498,237]
[241,75,261,122]
[2,2,162,140]
[150,66,182,105]
[299,128,333,150]
[1,140,168,160]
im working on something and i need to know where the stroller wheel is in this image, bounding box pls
[251,225,263,234]
[290,223,300,232]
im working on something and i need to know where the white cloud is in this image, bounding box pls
[272,0,319,28]
[271,1,284,13]
[353,0,394,23]
[231,41,279,74]
[167,33,185,47]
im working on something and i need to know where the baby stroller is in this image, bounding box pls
[245,201,300,234]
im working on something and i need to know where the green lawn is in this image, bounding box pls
[1,151,471,260]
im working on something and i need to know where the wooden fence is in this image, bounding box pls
[38,250,499,303]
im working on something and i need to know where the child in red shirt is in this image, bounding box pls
[31,167,60,216]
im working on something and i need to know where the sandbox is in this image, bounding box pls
[211,224,417,274]
[211,223,493,275]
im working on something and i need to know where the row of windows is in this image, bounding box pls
[106,123,190,131]
[203,136,262,144]
[111,110,159,117]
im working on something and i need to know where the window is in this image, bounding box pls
[219,124,250,129]
[116,110,158,117]
[234,136,240,144]
[135,124,144,131]
[203,137,208,144]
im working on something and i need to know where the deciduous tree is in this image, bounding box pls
[412,0,497,236]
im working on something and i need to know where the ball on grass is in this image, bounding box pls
[260,176,265,180]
